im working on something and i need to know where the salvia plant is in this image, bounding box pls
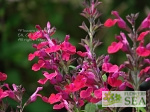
[1,0,150,112]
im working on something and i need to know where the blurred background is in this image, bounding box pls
[0,0,150,112]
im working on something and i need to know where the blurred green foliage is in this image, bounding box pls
[0,0,150,112]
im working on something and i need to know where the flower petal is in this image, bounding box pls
[53,102,64,110]
[108,76,122,87]
[28,31,43,40]
[45,45,61,53]
[136,46,150,57]
[145,77,150,82]
[104,19,117,27]
[94,88,109,99]
[38,78,48,85]
[32,60,45,71]
[137,31,150,41]
[43,71,57,80]
[48,93,62,104]
[77,51,87,57]
[80,88,93,98]
[108,42,123,54]
[102,63,119,73]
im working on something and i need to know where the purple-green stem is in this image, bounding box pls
[131,24,139,112]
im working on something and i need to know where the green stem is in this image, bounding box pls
[19,102,25,112]
[60,60,68,74]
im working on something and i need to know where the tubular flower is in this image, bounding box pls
[28,31,43,40]
[32,60,45,71]
[102,63,119,73]
[139,13,150,30]
[0,88,8,100]
[94,88,109,99]
[107,42,123,54]
[104,19,117,27]
[60,35,76,61]
[26,87,43,105]
[0,72,7,81]
[107,76,122,87]
[137,31,150,41]
[104,11,127,29]
[136,46,150,57]
[65,75,87,93]
[111,11,126,29]
[48,93,62,104]
[80,87,93,98]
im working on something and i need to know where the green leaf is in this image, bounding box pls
[138,107,146,112]
[69,65,76,69]
[85,103,96,112]
[102,74,107,82]
[97,104,103,110]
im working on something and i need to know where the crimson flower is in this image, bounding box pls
[107,76,122,87]
[32,60,45,71]
[104,19,117,27]
[28,51,40,61]
[60,35,76,61]
[0,72,7,81]
[0,88,8,100]
[26,87,43,104]
[139,66,150,77]
[94,87,109,99]
[48,93,62,104]
[80,71,96,86]
[77,51,87,57]
[4,84,25,102]
[136,46,150,57]
[28,31,43,40]
[107,42,123,54]
[45,45,61,54]
[139,14,150,29]
[104,11,126,29]
[4,84,16,101]
[65,75,87,93]
[90,97,101,103]
[80,87,93,98]
[53,102,64,109]
[137,31,150,41]
[119,32,130,53]
[111,11,126,29]
[102,63,119,73]
[77,45,92,59]
[53,100,70,110]
[38,78,48,85]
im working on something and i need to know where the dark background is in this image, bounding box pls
[0,0,150,111]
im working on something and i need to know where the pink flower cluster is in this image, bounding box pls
[0,72,43,112]
[27,1,146,111]
[104,11,150,83]
[28,21,130,110]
